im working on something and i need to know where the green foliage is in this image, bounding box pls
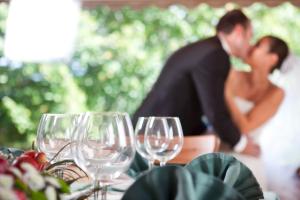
[2,96,34,134]
[0,2,300,147]
[58,179,70,194]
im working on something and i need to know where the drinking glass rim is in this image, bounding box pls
[147,116,180,120]
[41,113,80,117]
[85,111,129,116]
[41,111,129,117]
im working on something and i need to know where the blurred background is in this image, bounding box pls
[0,2,300,148]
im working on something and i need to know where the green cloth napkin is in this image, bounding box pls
[122,165,244,200]
[185,153,264,200]
[0,147,24,163]
[123,153,264,200]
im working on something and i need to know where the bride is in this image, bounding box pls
[225,35,288,136]
[225,35,300,167]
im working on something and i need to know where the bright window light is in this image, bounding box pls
[4,0,81,62]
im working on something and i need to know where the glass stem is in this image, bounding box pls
[101,184,107,200]
[94,179,100,200]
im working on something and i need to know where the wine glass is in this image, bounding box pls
[135,117,155,170]
[73,112,135,200]
[36,113,79,162]
[145,117,183,166]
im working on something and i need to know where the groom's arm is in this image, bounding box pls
[191,49,241,147]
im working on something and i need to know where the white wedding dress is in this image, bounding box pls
[235,54,300,169]
[262,54,300,168]
[232,96,267,189]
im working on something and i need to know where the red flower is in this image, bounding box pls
[12,156,40,172]
[22,150,37,159]
[0,156,9,174]
[13,151,48,172]
[14,190,27,200]
[34,152,48,171]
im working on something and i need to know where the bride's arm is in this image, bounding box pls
[244,87,284,132]
[225,83,284,133]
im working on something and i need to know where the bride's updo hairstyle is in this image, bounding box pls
[261,35,289,73]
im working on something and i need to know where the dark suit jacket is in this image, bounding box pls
[132,36,241,147]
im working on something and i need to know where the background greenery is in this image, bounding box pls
[0,2,299,148]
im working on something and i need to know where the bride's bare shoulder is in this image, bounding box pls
[269,84,285,99]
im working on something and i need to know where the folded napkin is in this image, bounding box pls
[122,153,264,200]
[185,153,264,200]
[0,147,24,163]
[122,165,244,200]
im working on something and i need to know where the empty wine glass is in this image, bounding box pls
[73,112,135,200]
[145,117,183,166]
[135,117,155,170]
[36,113,79,162]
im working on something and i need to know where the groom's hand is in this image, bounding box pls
[241,137,261,157]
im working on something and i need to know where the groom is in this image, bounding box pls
[133,9,260,156]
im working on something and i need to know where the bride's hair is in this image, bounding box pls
[260,36,289,73]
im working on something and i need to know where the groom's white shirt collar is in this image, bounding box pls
[218,34,231,55]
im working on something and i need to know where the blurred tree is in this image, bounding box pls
[0,2,299,148]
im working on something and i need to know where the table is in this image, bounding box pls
[67,155,300,200]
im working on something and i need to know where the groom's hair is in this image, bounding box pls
[263,36,289,72]
[216,9,250,34]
